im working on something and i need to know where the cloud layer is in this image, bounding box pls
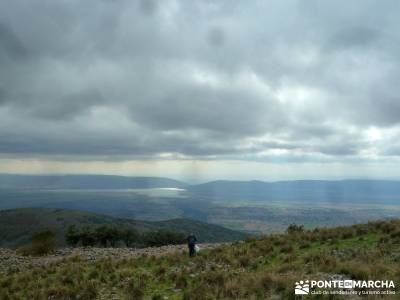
[1,0,400,165]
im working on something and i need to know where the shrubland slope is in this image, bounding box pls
[1,219,399,299]
[0,208,247,247]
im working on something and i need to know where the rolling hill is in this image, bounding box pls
[0,208,248,247]
[1,219,399,299]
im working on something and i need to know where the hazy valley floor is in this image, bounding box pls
[2,187,400,236]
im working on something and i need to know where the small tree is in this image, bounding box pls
[66,225,80,247]
[95,225,110,247]
[18,230,56,256]
[143,230,185,247]
[108,227,121,247]
[121,228,139,247]
[80,227,96,247]
[31,230,56,255]
[286,223,304,234]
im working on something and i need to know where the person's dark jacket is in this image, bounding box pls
[187,234,197,246]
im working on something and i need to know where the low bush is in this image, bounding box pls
[286,223,304,234]
[339,261,371,280]
[65,225,184,248]
[17,230,56,256]
[142,230,185,247]
[280,243,294,253]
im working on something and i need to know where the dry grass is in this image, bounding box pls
[1,219,400,299]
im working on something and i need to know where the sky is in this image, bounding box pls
[1,0,400,182]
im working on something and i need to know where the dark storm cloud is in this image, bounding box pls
[0,87,6,104]
[139,0,158,15]
[207,27,226,48]
[126,84,284,136]
[0,22,28,60]
[326,27,380,51]
[1,0,400,161]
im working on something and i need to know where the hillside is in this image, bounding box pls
[1,219,399,299]
[1,175,400,235]
[0,208,247,247]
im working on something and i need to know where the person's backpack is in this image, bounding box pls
[188,235,196,245]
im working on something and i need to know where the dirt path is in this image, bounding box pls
[0,244,222,275]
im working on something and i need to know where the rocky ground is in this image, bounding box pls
[0,244,222,275]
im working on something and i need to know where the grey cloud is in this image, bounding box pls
[0,87,6,104]
[207,27,226,48]
[127,86,284,136]
[313,142,362,156]
[327,27,380,51]
[27,89,105,120]
[0,0,400,161]
[139,0,158,16]
[383,143,400,157]
[0,22,28,61]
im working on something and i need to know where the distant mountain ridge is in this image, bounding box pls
[0,174,187,189]
[187,179,400,203]
[2,174,400,195]
[1,174,400,204]
[0,208,248,247]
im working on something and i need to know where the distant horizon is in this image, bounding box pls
[1,172,400,185]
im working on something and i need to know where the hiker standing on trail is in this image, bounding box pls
[187,233,197,257]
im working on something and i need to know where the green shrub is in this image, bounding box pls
[259,272,275,290]
[237,256,249,267]
[341,230,355,239]
[175,273,188,289]
[142,230,185,247]
[280,243,294,253]
[299,240,311,249]
[125,279,144,300]
[122,228,139,247]
[339,262,371,280]
[66,225,80,247]
[355,226,368,235]
[65,225,182,248]
[286,223,304,234]
[79,280,98,300]
[17,230,56,256]
[390,230,400,239]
